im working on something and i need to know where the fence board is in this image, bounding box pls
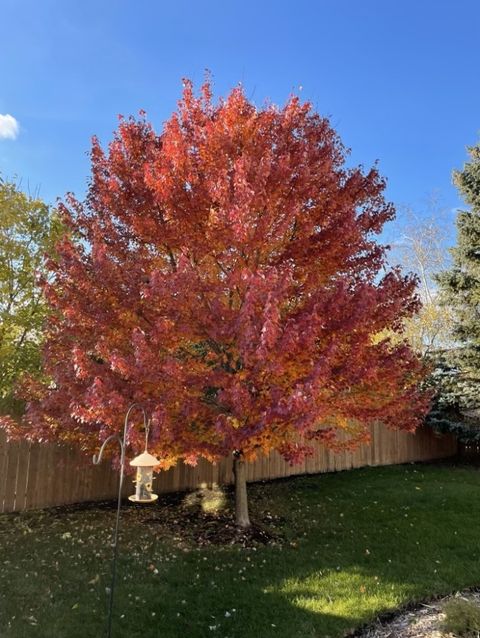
[0,424,458,513]
[25,444,40,509]
[14,441,30,511]
[3,441,20,513]
[0,430,8,512]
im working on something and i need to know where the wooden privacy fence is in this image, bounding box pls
[0,424,457,513]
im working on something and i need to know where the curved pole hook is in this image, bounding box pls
[92,402,149,465]
[123,402,150,451]
[92,434,122,466]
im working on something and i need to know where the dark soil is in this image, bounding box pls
[131,486,286,548]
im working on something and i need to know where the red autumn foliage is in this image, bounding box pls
[3,80,430,467]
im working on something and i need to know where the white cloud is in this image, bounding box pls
[0,114,19,140]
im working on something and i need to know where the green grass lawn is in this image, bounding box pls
[1,463,480,638]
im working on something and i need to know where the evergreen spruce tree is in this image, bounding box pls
[436,142,480,414]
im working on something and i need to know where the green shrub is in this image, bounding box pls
[442,598,480,637]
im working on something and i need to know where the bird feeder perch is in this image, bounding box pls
[129,451,159,503]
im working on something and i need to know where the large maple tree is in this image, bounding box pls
[3,81,429,526]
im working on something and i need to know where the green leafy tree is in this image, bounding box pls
[0,178,61,414]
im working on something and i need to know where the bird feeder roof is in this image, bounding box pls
[130,451,160,467]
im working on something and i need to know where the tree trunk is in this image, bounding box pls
[233,451,251,528]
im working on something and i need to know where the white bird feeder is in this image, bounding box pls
[128,450,160,503]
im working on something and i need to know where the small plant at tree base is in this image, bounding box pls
[0,79,429,528]
[442,598,480,637]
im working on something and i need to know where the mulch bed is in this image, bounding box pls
[42,484,287,548]
[133,486,286,547]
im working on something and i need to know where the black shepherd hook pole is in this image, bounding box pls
[92,403,149,638]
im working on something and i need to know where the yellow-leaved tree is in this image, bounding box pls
[0,177,62,415]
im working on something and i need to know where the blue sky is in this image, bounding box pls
[1,0,479,241]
